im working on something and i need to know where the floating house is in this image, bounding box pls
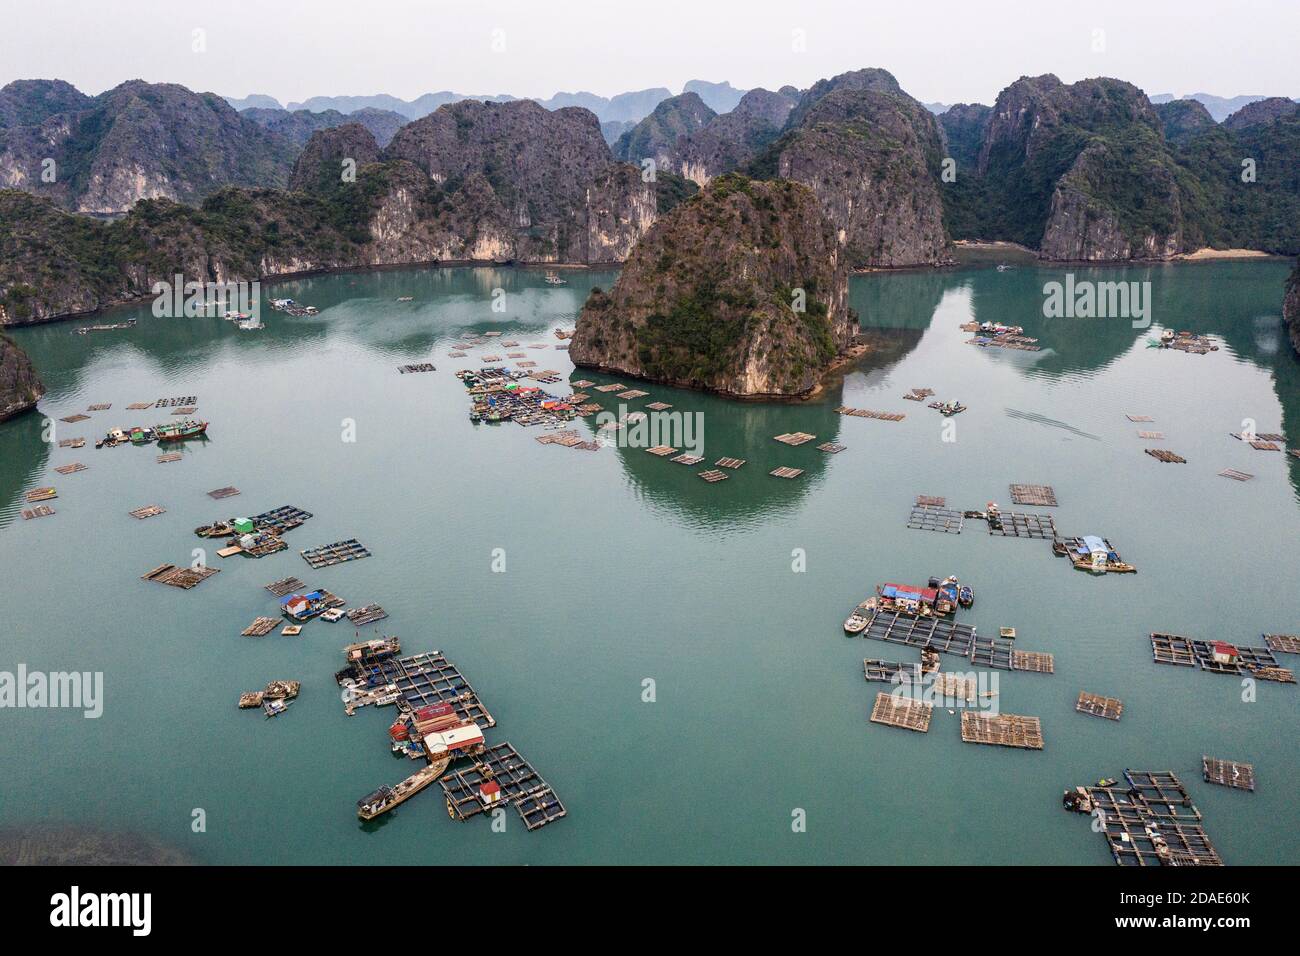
[281,590,331,622]
[1211,642,1239,666]
[423,721,486,762]
[878,583,939,616]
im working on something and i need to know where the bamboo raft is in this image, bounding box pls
[207,486,241,499]
[698,469,729,482]
[1145,448,1187,463]
[646,446,677,456]
[769,467,804,479]
[715,457,746,469]
[617,389,648,399]
[1009,484,1057,507]
[54,463,88,475]
[817,442,846,454]
[835,406,905,422]
[60,414,91,423]
[142,563,220,589]
[87,403,111,411]
[1137,430,1164,439]
[25,487,57,502]
[571,380,595,388]
[1218,468,1254,481]
[346,605,389,626]
[264,576,306,597]
[645,401,673,410]
[156,396,197,407]
[439,742,567,831]
[156,452,183,463]
[1011,650,1054,673]
[915,495,945,507]
[126,402,154,411]
[57,438,85,448]
[398,363,436,374]
[21,505,55,520]
[773,432,816,446]
[1125,414,1154,423]
[594,383,626,393]
[1201,756,1255,792]
[960,712,1043,749]
[902,388,934,402]
[671,454,704,465]
[242,617,280,637]
[1264,634,1300,654]
[128,505,166,519]
[301,539,371,569]
[1076,691,1123,720]
[869,692,932,733]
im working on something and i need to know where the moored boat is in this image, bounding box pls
[153,419,208,442]
[843,597,877,634]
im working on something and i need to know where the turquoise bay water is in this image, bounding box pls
[1,260,1297,865]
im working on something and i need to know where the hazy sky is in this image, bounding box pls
[2,0,1296,105]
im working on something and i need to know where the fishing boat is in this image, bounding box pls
[263,697,293,718]
[543,271,567,285]
[153,420,208,442]
[1097,777,1118,787]
[928,400,967,416]
[958,585,974,608]
[356,759,450,820]
[843,597,877,634]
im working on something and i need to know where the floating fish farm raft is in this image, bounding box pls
[1150,633,1295,683]
[907,502,964,533]
[338,650,496,726]
[1009,484,1058,507]
[301,538,371,569]
[858,609,1054,674]
[869,692,933,733]
[960,712,1044,750]
[1065,770,1222,866]
[1076,691,1123,720]
[440,742,568,831]
[142,563,220,589]
[1201,756,1255,792]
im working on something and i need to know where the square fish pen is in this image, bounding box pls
[300,538,371,569]
[251,505,314,534]
[439,741,566,830]
[264,576,306,597]
[861,610,977,658]
[142,564,220,589]
[907,503,963,533]
[863,659,922,684]
[989,511,1056,538]
[360,652,496,728]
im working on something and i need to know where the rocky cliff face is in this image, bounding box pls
[386,98,640,262]
[0,80,297,213]
[613,93,716,172]
[784,68,904,130]
[0,332,44,422]
[1223,97,1300,131]
[1152,99,1216,144]
[289,124,383,193]
[1039,140,1184,260]
[937,103,992,172]
[1286,260,1300,357]
[570,174,853,397]
[0,80,91,128]
[762,88,951,268]
[673,88,797,185]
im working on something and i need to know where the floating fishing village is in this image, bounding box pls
[7,258,1299,868]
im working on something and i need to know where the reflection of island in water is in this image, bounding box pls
[0,823,193,865]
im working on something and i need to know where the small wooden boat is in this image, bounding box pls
[1097,777,1118,788]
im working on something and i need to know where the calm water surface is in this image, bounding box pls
[1,260,1297,864]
